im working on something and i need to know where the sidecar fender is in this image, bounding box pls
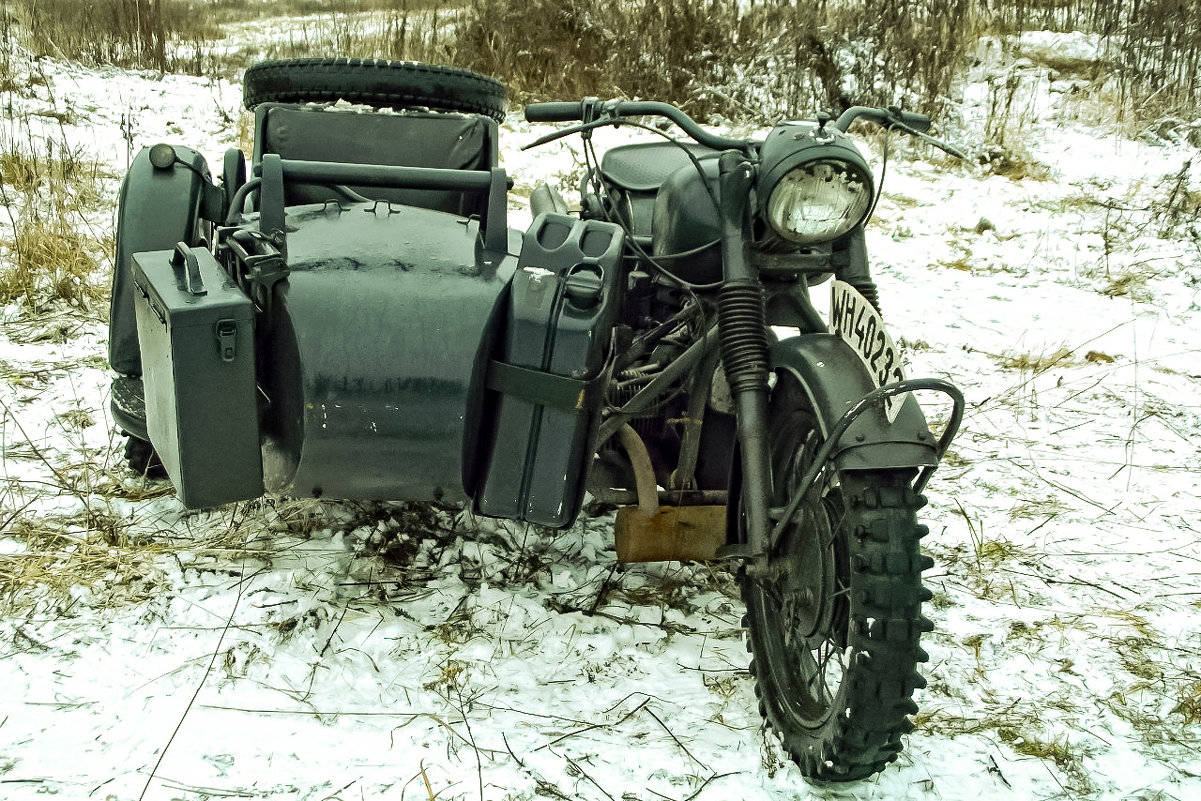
[771,334,938,470]
[109,145,216,375]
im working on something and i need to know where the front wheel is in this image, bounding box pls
[739,375,933,782]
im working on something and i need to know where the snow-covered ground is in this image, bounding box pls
[1,30,1199,801]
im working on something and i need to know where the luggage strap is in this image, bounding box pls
[486,360,607,411]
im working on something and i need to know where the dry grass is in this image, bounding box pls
[0,213,103,309]
[979,145,1051,181]
[14,0,178,71]
[7,0,453,76]
[1101,269,1157,300]
[0,495,283,617]
[1025,53,1107,82]
[984,0,1201,120]
[997,347,1075,372]
[453,0,756,118]
[1106,671,1201,749]
[1111,0,1201,120]
[1173,681,1201,725]
[0,516,160,616]
[0,0,355,73]
[998,727,1093,792]
[221,1,456,75]
[0,133,109,311]
[88,470,178,503]
[915,704,1093,794]
[453,0,977,120]
[1153,160,1200,239]
[934,247,974,272]
[0,145,107,210]
[977,69,1052,178]
[1007,496,1066,520]
[0,0,1193,128]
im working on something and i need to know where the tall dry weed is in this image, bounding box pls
[0,135,107,311]
[980,0,1201,120]
[1,211,101,309]
[13,0,188,71]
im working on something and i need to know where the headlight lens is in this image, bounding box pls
[766,159,872,244]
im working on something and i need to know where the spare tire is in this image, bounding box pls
[243,58,507,121]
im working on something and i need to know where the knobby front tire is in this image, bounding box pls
[739,376,933,781]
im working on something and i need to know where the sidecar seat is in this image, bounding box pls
[251,103,498,217]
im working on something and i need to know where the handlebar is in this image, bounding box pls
[833,106,931,134]
[834,105,967,159]
[897,109,933,132]
[524,98,752,151]
[524,99,966,160]
[524,101,590,123]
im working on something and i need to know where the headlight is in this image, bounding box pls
[765,158,872,244]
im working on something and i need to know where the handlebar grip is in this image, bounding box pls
[525,102,585,122]
[895,109,932,133]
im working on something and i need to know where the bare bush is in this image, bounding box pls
[453,0,753,118]
[982,0,1201,119]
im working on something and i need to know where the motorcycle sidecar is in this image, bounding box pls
[109,63,624,524]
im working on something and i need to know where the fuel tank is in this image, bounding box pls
[257,202,518,501]
[650,153,722,284]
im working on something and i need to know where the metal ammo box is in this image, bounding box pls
[475,213,625,527]
[132,244,263,507]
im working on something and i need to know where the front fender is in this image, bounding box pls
[772,334,938,470]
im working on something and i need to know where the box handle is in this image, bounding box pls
[171,242,207,297]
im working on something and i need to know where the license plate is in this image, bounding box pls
[829,280,907,423]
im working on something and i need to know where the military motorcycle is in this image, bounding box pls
[107,58,964,782]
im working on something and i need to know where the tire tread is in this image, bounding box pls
[242,58,506,120]
[743,469,932,783]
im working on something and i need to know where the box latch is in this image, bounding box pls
[215,319,238,362]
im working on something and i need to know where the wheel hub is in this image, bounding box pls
[776,500,837,649]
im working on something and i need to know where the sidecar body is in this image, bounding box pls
[109,70,625,525]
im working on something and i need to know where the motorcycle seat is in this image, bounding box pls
[599,142,717,239]
[599,141,717,192]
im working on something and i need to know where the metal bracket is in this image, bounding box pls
[482,167,509,254]
[258,153,287,258]
[221,228,290,323]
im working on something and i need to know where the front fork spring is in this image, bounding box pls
[717,282,770,395]
[844,276,881,315]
